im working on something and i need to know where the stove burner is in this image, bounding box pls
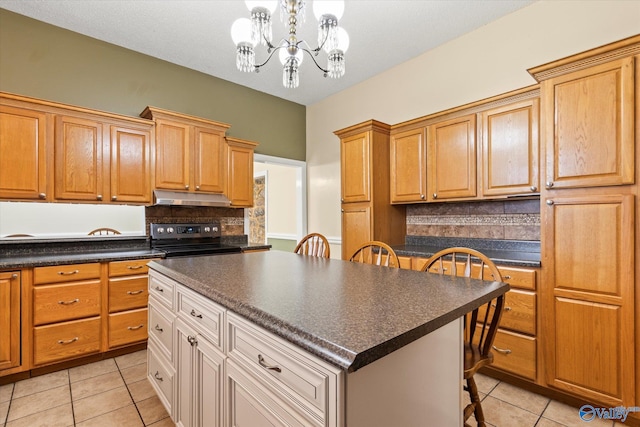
[150,222,242,257]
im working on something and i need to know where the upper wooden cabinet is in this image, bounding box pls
[110,124,153,204]
[390,127,426,203]
[481,99,539,197]
[340,130,371,203]
[226,137,258,207]
[54,115,105,202]
[1,92,154,204]
[141,107,230,195]
[532,57,635,190]
[0,105,50,201]
[389,87,540,204]
[427,113,477,201]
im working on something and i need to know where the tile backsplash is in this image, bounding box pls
[406,199,540,241]
[145,206,244,236]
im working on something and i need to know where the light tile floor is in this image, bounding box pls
[0,350,171,427]
[0,351,632,427]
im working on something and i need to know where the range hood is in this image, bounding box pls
[153,190,232,207]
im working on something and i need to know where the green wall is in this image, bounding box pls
[0,9,306,161]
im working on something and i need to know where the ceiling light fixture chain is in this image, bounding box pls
[231,0,349,89]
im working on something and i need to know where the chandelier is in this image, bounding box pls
[231,0,349,89]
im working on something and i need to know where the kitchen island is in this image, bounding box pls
[147,250,509,427]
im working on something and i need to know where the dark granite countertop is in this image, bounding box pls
[149,251,509,373]
[393,236,541,268]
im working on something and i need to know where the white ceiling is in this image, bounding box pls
[0,0,536,106]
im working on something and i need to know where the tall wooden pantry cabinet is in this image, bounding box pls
[529,35,639,416]
[335,120,405,260]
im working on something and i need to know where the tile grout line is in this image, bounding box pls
[67,369,77,427]
[3,384,14,427]
[115,356,147,426]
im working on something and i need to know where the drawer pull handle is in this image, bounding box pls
[187,335,198,346]
[190,309,203,319]
[492,345,512,355]
[127,324,144,330]
[258,354,282,373]
[58,337,79,345]
[154,371,163,381]
[154,324,164,333]
[127,290,144,295]
[58,298,80,305]
[503,275,511,280]
[58,270,79,276]
[491,303,512,312]
[127,265,144,270]
[154,286,164,292]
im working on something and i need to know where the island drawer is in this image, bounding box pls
[33,316,101,365]
[108,308,148,348]
[108,276,149,313]
[148,270,175,309]
[148,341,174,418]
[148,297,174,361]
[176,286,224,351]
[34,263,101,285]
[33,281,101,326]
[491,329,536,381]
[227,312,339,424]
[108,259,155,277]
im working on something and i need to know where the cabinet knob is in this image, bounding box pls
[111,196,117,201]
[185,185,189,190]
[530,186,537,192]
[420,194,425,200]
[11,274,18,279]
[546,200,554,206]
[38,193,46,199]
[97,194,103,201]
[432,193,438,199]
[545,181,554,189]
[341,198,344,203]
[187,335,198,346]
[195,185,200,190]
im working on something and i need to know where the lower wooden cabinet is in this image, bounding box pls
[108,308,148,348]
[0,271,21,373]
[33,317,101,365]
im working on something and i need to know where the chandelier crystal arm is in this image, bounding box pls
[254,43,286,69]
[298,46,328,74]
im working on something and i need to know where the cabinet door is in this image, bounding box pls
[542,193,634,407]
[194,126,226,193]
[0,106,49,200]
[481,99,539,196]
[427,114,476,201]
[54,115,104,201]
[110,125,152,203]
[341,204,371,260]
[390,128,427,203]
[176,318,223,427]
[543,57,635,189]
[340,131,370,203]
[227,143,254,207]
[155,118,191,191]
[0,271,20,371]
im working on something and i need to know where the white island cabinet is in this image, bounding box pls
[147,251,507,427]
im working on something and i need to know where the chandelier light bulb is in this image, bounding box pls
[278,45,304,65]
[231,18,254,46]
[336,26,349,52]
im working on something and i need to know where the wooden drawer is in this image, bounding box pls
[33,281,101,326]
[108,259,155,277]
[177,286,224,350]
[148,341,174,417]
[398,256,412,270]
[478,289,535,336]
[491,329,536,381]
[148,297,174,361]
[227,313,333,421]
[109,276,149,313]
[108,308,148,348]
[34,263,101,285]
[149,270,174,309]
[497,266,536,290]
[33,317,101,365]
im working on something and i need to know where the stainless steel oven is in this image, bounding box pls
[150,222,242,257]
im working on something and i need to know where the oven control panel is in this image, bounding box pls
[150,222,221,239]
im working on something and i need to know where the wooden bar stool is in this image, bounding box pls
[421,247,505,427]
[349,241,399,268]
